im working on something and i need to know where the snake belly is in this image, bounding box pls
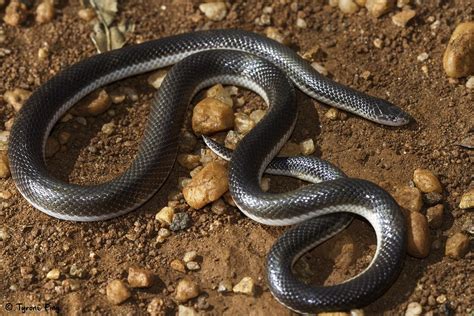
[7,29,409,312]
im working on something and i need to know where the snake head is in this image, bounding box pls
[375,101,412,126]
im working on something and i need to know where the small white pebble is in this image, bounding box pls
[183,251,197,263]
[417,52,429,62]
[466,76,474,89]
[405,302,422,316]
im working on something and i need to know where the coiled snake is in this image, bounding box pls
[8,30,409,313]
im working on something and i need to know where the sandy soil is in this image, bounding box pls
[0,0,472,315]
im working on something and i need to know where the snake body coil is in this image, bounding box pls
[8,30,408,313]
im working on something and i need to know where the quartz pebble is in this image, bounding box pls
[46,269,61,280]
[36,0,54,24]
[178,305,199,316]
[171,259,186,273]
[156,206,175,226]
[365,0,393,18]
[405,302,422,316]
[249,109,266,124]
[192,98,234,135]
[147,297,165,315]
[217,279,233,293]
[443,22,474,78]
[183,161,228,209]
[426,204,444,229]
[392,9,416,27]
[128,266,155,288]
[206,84,233,107]
[177,154,201,170]
[3,0,27,26]
[300,139,315,156]
[466,76,474,89]
[417,52,429,62]
[147,69,168,89]
[325,108,344,120]
[394,186,423,212]
[71,89,111,116]
[183,251,197,263]
[186,262,200,271]
[406,211,430,258]
[101,122,115,135]
[232,277,255,295]
[339,0,359,14]
[106,280,131,305]
[264,27,290,45]
[199,2,227,21]
[4,88,31,112]
[211,198,227,215]
[459,188,474,209]
[175,278,200,303]
[445,232,470,259]
[296,18,307,29]
[0,151,10,178]
[413,169,442,193]
[234,113,255,135]
[78,8,96,21]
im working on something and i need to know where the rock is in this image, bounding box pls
[62,279,80,291]
[183,161,228,209]
[311,62,329,76]
[177,154,201,170]
[192,98,234,135]
[38,47,49,60]
[175,278,200,303]
[3,0,27,26]
[4,118,14,131]
[224,130,241,150]
[210,198,227,215]
[426,204,444,229]
[106,280,131,305]
[278,141,301,157]
[417,52,429,62]
[128,266,155,288]
[423,192,443,206]
[4,88,31,112]
[391,9,416,27]
[157,228,171,243]
[264,27,290,45]
[405,302,422,316]
[329,0,339,7]
[206,84,233,107]
[217,279,233,293]
[318,313,350,316]
[459,188,474,209]
[170,259,186,273]
[234,113,255,135]
[186,262,200,271]
[339,0,359,14]
[355,0,367,5]
[148,69,168,89]
[46,269,61,280]
[147,297,165,316]
[0,190,12,199]
[443,22,474,78]
[365,0,394,18]
[249,109,266,124]
[45,137,60,158]
[101,122,115,135]
[445,232,470,259]
[69,264,84,278]
[155,206,175,226]
[296,17,307,29]
[170,212,192,231]
[178,305,199,316]
[36,0,54,24]
[71,89,112,116]
[260,177,271,192]
[413,169,442,193]
[199,2,227,21]
[325,108,343,120]
[0,131,9,151]
[232,277,255,295]
[373,38,383,49]
[406,211,430,258]
[0,151,10,178]
[300,139,315,156]
[78,8,96,21]
[394,186,423,212]
[183,251,197,263]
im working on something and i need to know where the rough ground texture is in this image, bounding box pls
[0,0,473,315]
